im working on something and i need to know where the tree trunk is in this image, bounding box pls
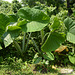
[67,0,73,16]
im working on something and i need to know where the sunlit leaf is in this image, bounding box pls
[3,33,13,47]
[3,24,21,47]
[17,7,50,32]
[68,55,75,64]
[64,18,75,44]
[67,32,75,44]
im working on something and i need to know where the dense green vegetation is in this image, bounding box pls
[0,0,75,75]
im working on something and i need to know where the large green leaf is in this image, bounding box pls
[3,24,21,47]
[64,18,75,44]
[41,32,65,52]
[0,13,9,37]
[68,55,75,64]
[17,7,50,32]
[67,32,75,44]
[64,17,73,31]
[51,17,60,31]
[3,33,13,47]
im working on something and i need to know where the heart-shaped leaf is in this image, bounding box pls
[68,55,75,64]
[17,7,50,32]
[41,32,65,52]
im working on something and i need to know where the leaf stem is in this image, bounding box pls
[22,32,26,51]
[25,32,31,51]
[31,38,40,54]
[13,41,22,56]
[40,29,44,44]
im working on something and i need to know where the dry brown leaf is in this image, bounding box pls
[55,45,68,53]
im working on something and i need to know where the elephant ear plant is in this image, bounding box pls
[41,17,66,52]
[0,7,75,64]
[0,7,50,57]
[42,17,75,50]
[41,17,75,64]
[17,7,50,53]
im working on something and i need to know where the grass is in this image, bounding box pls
[0,56,75,75]
[0,63,75,75]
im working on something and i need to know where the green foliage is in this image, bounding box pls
[56,9,68,20]
[2,14,21,47]
[46,0,64,7]
[41,17,66,52]
[0,56,3,63]
[3,26,21,47]
[2,57,30,73]
[41,32,65,52]
[0,7,50,63]
[33,2,56,16]
[67,32,75,44]
[3,33,13,47]
[50,17,60,31]
[8,14,18,22]
[0,1,12,14]
[72,3,75,16]
[17,7,50,32]
[34,57,42,64]
[0,1,75,68]
[33,52,54,64]
[64,17,75,44]
[43,52,54,61]
[11,0,22,13]
[0,13,9,37]
[21,0,45,7]
[68,55,75,65]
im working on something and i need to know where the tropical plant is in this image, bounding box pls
[0,7,50,58]
[42,17,75,64]
[11,0,22,13]
[0,1,12,14]
[0,7,75,64]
